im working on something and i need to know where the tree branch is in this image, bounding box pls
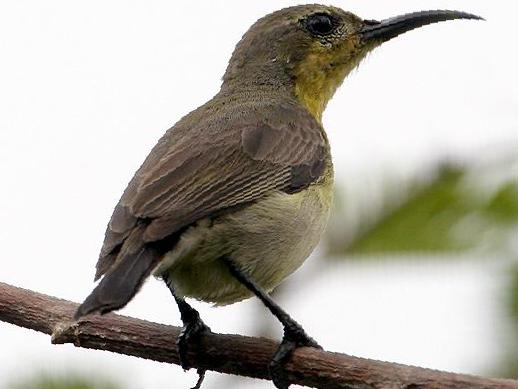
[0,281,516,389]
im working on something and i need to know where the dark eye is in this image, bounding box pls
[306,13,336,36]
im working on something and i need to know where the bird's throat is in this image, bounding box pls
[293,39,366,122]
[293,55,345,122]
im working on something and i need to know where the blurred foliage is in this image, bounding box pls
[6,374,120,389]
[485,182,518,223]
[509,265,518,322]
[346,167,470,253]
[499,263,518,378]
[326,163,518,256]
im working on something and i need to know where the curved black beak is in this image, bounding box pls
[360,10,483,43]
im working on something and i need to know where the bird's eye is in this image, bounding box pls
[305,13,336,36]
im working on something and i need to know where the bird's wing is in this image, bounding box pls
[95,108,326,279]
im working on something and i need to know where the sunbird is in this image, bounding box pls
[75,5,482,388]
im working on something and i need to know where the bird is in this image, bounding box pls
[74,5,482,388]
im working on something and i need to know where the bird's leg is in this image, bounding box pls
[163,277,210,389]
[223,259,321,389]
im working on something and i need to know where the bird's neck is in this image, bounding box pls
[220,61,293,96]
[220,73,329,124]
[220,62,349,124]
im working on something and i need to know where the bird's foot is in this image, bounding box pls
[178,316,211,369]
[269,322,322,389]
[177,316,211,388]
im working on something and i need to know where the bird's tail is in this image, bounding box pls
[74,224,160,319]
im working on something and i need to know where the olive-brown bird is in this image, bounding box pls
[75,5,482,388]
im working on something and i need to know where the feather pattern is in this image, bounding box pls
[94,94,327,280]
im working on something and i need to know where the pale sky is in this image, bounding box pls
[0,1,517,388]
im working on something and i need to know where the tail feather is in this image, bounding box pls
[75,224,160,319]
[94,252,117,281]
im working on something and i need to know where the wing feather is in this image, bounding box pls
[95,102,327,278]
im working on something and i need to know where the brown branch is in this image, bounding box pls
[0,281,516,389]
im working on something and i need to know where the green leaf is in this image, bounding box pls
[484,181,518,223]
[347,167,471,254]
[326,163,518,256]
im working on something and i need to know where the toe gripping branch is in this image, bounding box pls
[164,276,211,389]
[270,318,322,389]
[223,258,322,389]
[177,309,210,389]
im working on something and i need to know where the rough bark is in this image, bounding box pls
[0,281,516,389]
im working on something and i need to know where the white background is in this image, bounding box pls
[1,1,517,388]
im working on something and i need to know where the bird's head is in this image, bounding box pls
[222,5,482,122]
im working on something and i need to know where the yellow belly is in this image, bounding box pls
[155,176,333,305]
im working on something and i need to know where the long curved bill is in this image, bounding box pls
[360,10,483,43]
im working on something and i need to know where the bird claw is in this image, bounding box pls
[177,318,211,389]
[177,318,211,371]
[190,368,206,389]
[269,324,322,389]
